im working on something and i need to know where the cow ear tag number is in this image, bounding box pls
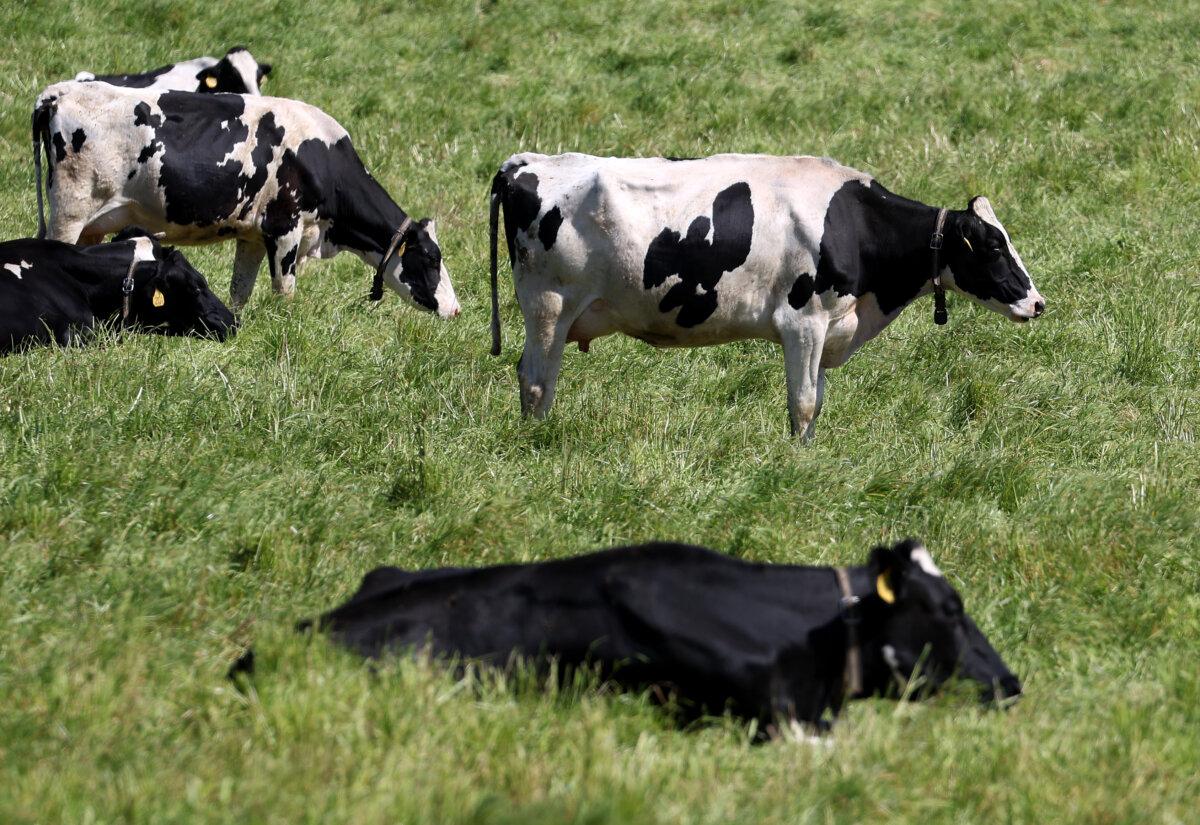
[876,571,896,604]
[204,76,218,89]
[152,289,165,308]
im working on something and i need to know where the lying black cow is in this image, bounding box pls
[0,228,234,354]
[238,539,1020,733]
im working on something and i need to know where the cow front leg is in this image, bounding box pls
[517,290,574,418]
[779,323,827,440]
[265,231,303,297]
[230,239,267,311]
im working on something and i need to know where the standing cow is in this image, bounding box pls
[73,46,271,95]
[32,82,460,317]
[489,153,1045,438]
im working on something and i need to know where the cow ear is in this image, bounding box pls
[198,68,219,90]
[258,62,272,78]
[867,541,914,604]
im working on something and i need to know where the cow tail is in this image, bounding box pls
[31,102,52,240]
[489,170,504,356]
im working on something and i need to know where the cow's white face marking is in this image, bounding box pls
[909,545,943,578]
[970,196,1044,320]
[131,237,156,263]
[224,49,262,95]
[4,260,33,279]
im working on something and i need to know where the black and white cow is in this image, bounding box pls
[32,82,460,316]
[0,228,234,354]
[489,153,1045,437]
[73,46,271,96]
[232,538,1021,734]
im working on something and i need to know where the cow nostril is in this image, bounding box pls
[1034,300,1045,317]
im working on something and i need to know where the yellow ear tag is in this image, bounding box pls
[152,289,165,308]
[397,242,407,258]
[962,237,974,253]
[204,76,218,89]
[876,572,896,604]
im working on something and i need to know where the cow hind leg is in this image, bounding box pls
[517,290,579,419]
[779,322,827,441]
[230,239,267,311]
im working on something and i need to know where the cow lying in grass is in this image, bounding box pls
[0,228,234,354]
[232,539,1021,735]
[489,153,1045,438]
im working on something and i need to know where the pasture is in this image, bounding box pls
[2,0,1198,822]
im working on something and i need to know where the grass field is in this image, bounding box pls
[2,1,1199,822]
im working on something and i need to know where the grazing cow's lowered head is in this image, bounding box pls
[859,539,1022,704]
[112,228,236,339]
[195,47,272,95]
[943,197,1045,323]
[378,219,460,318]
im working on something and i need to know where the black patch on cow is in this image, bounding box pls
[538,206,563,251]
[151,92,249,226]
[127,169,137,180]
[90,63,176,89]
[133,102,162,129]
[812,180,933,315]
[52,133,67,163]
[137,144,160,164]
[499,169,543,263]
[236,113,285,219]
[664,156,699,161]
[788,273,816,309]
[642,182,755,327]
[70,129,86,153]
[279,247,297,281]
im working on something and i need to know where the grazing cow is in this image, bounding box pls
[32,82,460,316]
[489,153,1045,437]
[73,46,271,95]
[232,539,1021,734]
[0,228,234,354]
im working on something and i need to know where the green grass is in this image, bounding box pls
[2,1,1199,822]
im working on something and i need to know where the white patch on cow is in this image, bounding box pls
[909,545,942,578]
[74,71,96,82]
[130,237,156,263]
[4,261,28,279]
[224,49,263,96]
[882,644,900,670]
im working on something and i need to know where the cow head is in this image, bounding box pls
[863,539,1022,705]
[196,47,271,95]
[385,218,461,319]
[944,197,1045,322]
[115,231,236,339]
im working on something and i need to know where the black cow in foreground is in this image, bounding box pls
[0,229,234,354]
[72,47,271,96]
[233,539,1021,735]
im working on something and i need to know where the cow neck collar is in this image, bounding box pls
[369,216,413,302]
[834,567,865,698]
[930,207,949,326]
[120,256,139,325]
